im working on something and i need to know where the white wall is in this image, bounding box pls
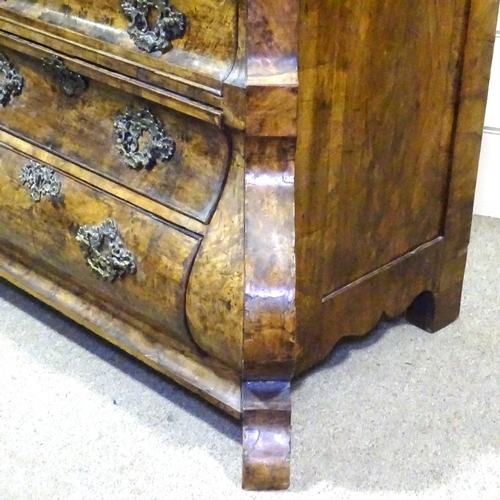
[473,14,500,218]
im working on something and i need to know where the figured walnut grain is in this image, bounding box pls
[0,0,238,93]
[0,143,201,349]
[0,43,230,223]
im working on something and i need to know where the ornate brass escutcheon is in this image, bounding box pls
[120,0,186,53]
[42,55,88,97]
[0,53,24,106]
[19,160,62,202]
[114,107,176,170]
[75,219,137,282]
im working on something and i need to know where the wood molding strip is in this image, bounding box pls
[322,237,444,303]
[0,30,223,126]
[0,131,207,236]
[0,16,223,105]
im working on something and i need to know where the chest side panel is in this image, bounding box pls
[295,0,497,371]
[297,1,470,296]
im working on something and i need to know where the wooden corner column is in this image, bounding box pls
[226,0,299,491]
[242,135,297,490]
[242,381,292,490]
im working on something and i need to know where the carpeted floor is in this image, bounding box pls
[0,215,499,500]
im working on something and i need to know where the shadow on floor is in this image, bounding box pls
[0,277,240,445]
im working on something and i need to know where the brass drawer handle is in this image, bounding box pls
[121,0,186,53]
[114,107,175,170]
[76,219,137,282]
[0,53,24,106]
[19,160,62,202]
[42,55,88,97]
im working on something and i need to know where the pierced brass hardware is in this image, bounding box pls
[0,53,23,106]
[42,55,88,97]
[75,219,137,282]
[19,160,62,202]
[121,0,186,53]
[114,107,176,170]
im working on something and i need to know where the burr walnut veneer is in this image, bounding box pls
[0,0,498,490]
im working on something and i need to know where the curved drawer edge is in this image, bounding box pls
[186,132,244,372]
[0,249,242,419]
[0,11,230,104]
[0,30,224,126]
[0,42,231,224]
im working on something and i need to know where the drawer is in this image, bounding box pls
[0,44,230,223]
[0,143,202,348]
[0,0,237,96]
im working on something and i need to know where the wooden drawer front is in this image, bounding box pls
[0,144,201,347]
[0,45,229,224]
[0,47,229,222]
[0,0,237,93]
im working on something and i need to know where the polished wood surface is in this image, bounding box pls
[0,43,230,223]
[186,131,244,371]
[0,0,498,491]
[317,1,463,294]
[0,31,224,124]
[0,0,237,93]
[294,0,499,373]
[243,137,296,382]
[0,15,224,106]
[0,143,202,349]
[237,2,298,488]
[242,381,291,490]
[0,130,207,235]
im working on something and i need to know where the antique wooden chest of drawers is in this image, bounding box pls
[0,0,498,490]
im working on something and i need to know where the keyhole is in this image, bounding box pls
[146,7,160,28]
[138,130,152,151]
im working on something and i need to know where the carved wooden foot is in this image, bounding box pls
[406,281,464,333]
[242,380,291,490]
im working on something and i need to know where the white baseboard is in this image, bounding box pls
[474,129,500,219]
[473,25,500,219]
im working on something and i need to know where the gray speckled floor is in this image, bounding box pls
[0,215,499,500]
